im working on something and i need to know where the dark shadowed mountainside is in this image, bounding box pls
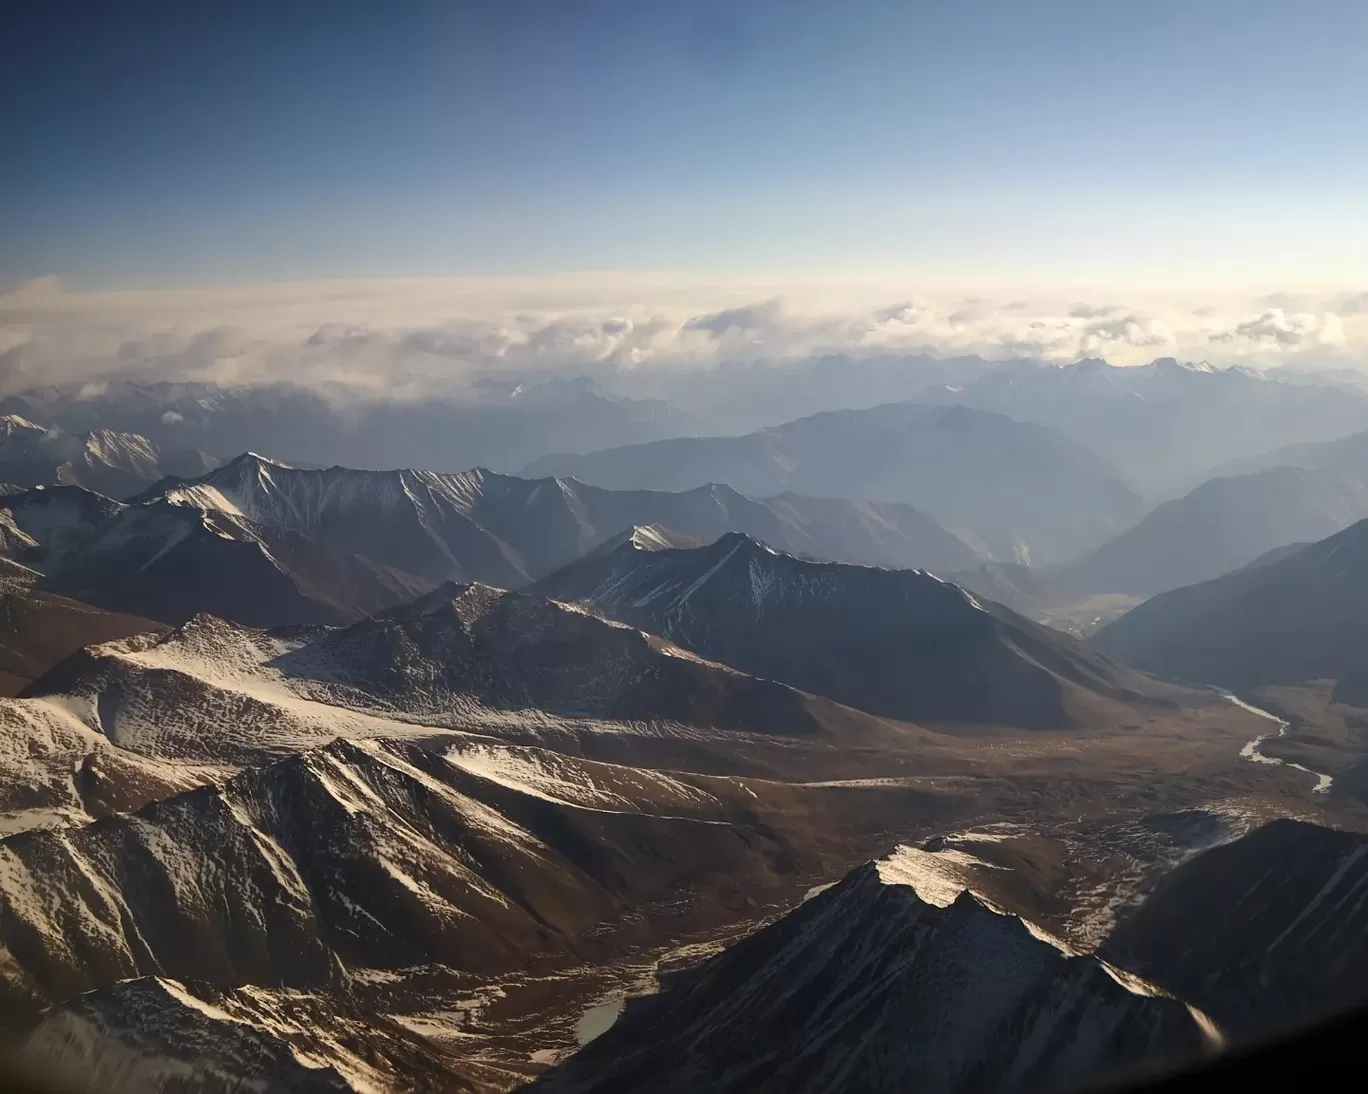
[1092,517,1368,690]
[532,530,1182,731]
[0,558,160,696]
[531,847,1208,1094]
[1104,819,1368,1039]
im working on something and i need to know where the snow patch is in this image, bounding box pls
[875,844,1010,908]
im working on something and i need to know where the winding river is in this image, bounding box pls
[1220,690,1333,794]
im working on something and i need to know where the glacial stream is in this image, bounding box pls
[1220,690,1333,794]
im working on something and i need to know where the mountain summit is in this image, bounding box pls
[532,845,1208,1094]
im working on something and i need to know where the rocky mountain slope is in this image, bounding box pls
[0,581,988,1090]
[0,486,126,569]
[0,734,817,1014]
[20,585,899,771]
[1092,517,1368,690]
[1052,466,1368,598]
[1104,819,1368,1039]
[524,402,1147,564]
[0,580,926,838]
[540,816,1368,1094]
[17,975,478,1094]
[531,846,1211,1094]
[2,483,415,627]
[0,558,159,696]
[0,565,1342,1091]
[532,530,1183,731]
[946,561,1070,620]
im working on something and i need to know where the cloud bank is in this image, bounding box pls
[1,274,1364,399]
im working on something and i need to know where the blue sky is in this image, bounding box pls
[4,0,1366,288]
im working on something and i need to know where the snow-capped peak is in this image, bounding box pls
[0,414,45,435]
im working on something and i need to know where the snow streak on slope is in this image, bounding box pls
[0,733,812,1017]
[19,976,482,1093]
[875,842,1012,911]
[445,741,723,816]
[0,696,219,835]
[4,575,899,841]
[21,581,882,776]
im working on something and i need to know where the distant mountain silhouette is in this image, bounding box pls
[1,376,695,475]
[526,402,1145,564]
[1093,517,1368,690]
[918,357,1368,497]
[0,414,218,499]
[1051,466,1368,597]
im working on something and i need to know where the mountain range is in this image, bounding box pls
[0,454,982,628]
[525,402,1148,564]
[0,577,939,839]
[0,376,695,476]
[619,352,1006,434]
[5,360,1368,1092]
[917,357,1368,497]
[0,414,219,499]
[1209,425,1368,481]
[0,526,1354,1090]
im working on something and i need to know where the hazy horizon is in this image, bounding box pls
[6,1,1368,396]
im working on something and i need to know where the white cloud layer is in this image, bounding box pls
[1,273,1365,398]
